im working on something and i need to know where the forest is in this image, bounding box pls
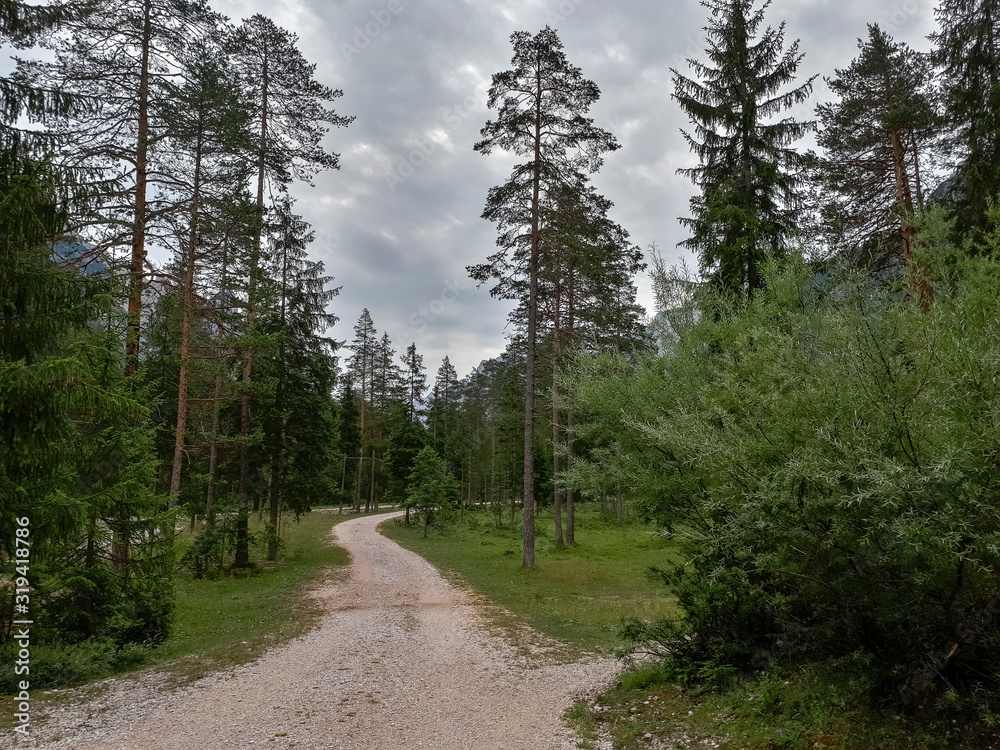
[4,0,1000,744]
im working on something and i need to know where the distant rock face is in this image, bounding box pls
[931,173,961,203]
[52,239,109,276]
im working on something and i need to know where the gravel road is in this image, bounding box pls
[14,511,618,749]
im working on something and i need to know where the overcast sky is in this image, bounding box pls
[193,0,936,376]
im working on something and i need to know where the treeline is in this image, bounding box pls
[0,0,648,683]
[1,0,350,681]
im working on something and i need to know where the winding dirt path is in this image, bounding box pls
[18,511,617,749]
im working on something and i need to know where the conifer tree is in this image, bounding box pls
[337,379,361,508]
[19,0,220,375]
[672,0,814,296]
[256,196,339,558]
[473,26,618,567]
[347,308,377,432]
[407,446,459,537]
[428,356,459,443]
[227,15,351,566]
[931,0,1000,236]
[400,342,427,421]
[815,25,939,305]
[538,174,646,544]
[1,0,84,171]
[346,308,377,509]
[1,164,170,650]
[164,40,252,504]
[372,333,403,411]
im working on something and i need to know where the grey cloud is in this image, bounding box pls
[209,0,938,377]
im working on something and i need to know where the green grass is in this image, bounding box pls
[147,509,353,681]
[379,505,682,654]
[0,509,358,726]
[577,659,987,750]
[381,506,998,750]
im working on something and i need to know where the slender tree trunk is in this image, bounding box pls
[354,452,363,512]
[267,239,289,561]
[367,447,375,512]
[565,261,576,545]
[521,62,544,569]
[889,124,931,311]
[910,129,925,212]
[267,452,280,559]
[110,505,131,578]
[235,51,270,569]
[339,457,346,514]
[125,0,152,379]
[205,244,228,528]
[552,284,564,547]
[116,0,153,574]
[85,512,98,568]
[168,123,206,507]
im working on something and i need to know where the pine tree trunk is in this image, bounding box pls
[205,244,228,528]
[267,451,280,559]
[267,244,289,561]
[552,320,564,548]
[168,125,205,507]
[124,0,152,379]
[889,123,931,311]
[354,452,363,512]
[235,51,270,570]
[521,62,544,569]
[117,0,153,574]
[565,262,576,545]
[367,447,375,512]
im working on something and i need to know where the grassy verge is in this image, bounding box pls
[382,506,996,750]
[563,659,998,750]
[4,510,355,693]
[379,504,682,655]
[148,508,354,681]
[0,508,360,728]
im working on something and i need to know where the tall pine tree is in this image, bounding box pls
[472,27,618,567]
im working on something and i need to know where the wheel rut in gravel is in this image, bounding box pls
[22,511,617,750]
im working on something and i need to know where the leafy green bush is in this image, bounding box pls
[406,446,459,536]
[570,235,1000,710]
[0,638,154,692]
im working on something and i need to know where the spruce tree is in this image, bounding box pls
[1,0,82,169]
[257,196,339,557]
[346,308,377,509]
[1,165,170,650]
[428,356,459,444]
[407,446,459,537]
[931,0,1000,237]
[400,342,427,422]
[337,379,361,510]
[672,0,814,296]
[226,15,351,566]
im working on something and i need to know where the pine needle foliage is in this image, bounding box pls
[931,0,1000,238]
[672,0,815,296]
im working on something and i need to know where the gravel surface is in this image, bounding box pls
[13,511,619,749]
